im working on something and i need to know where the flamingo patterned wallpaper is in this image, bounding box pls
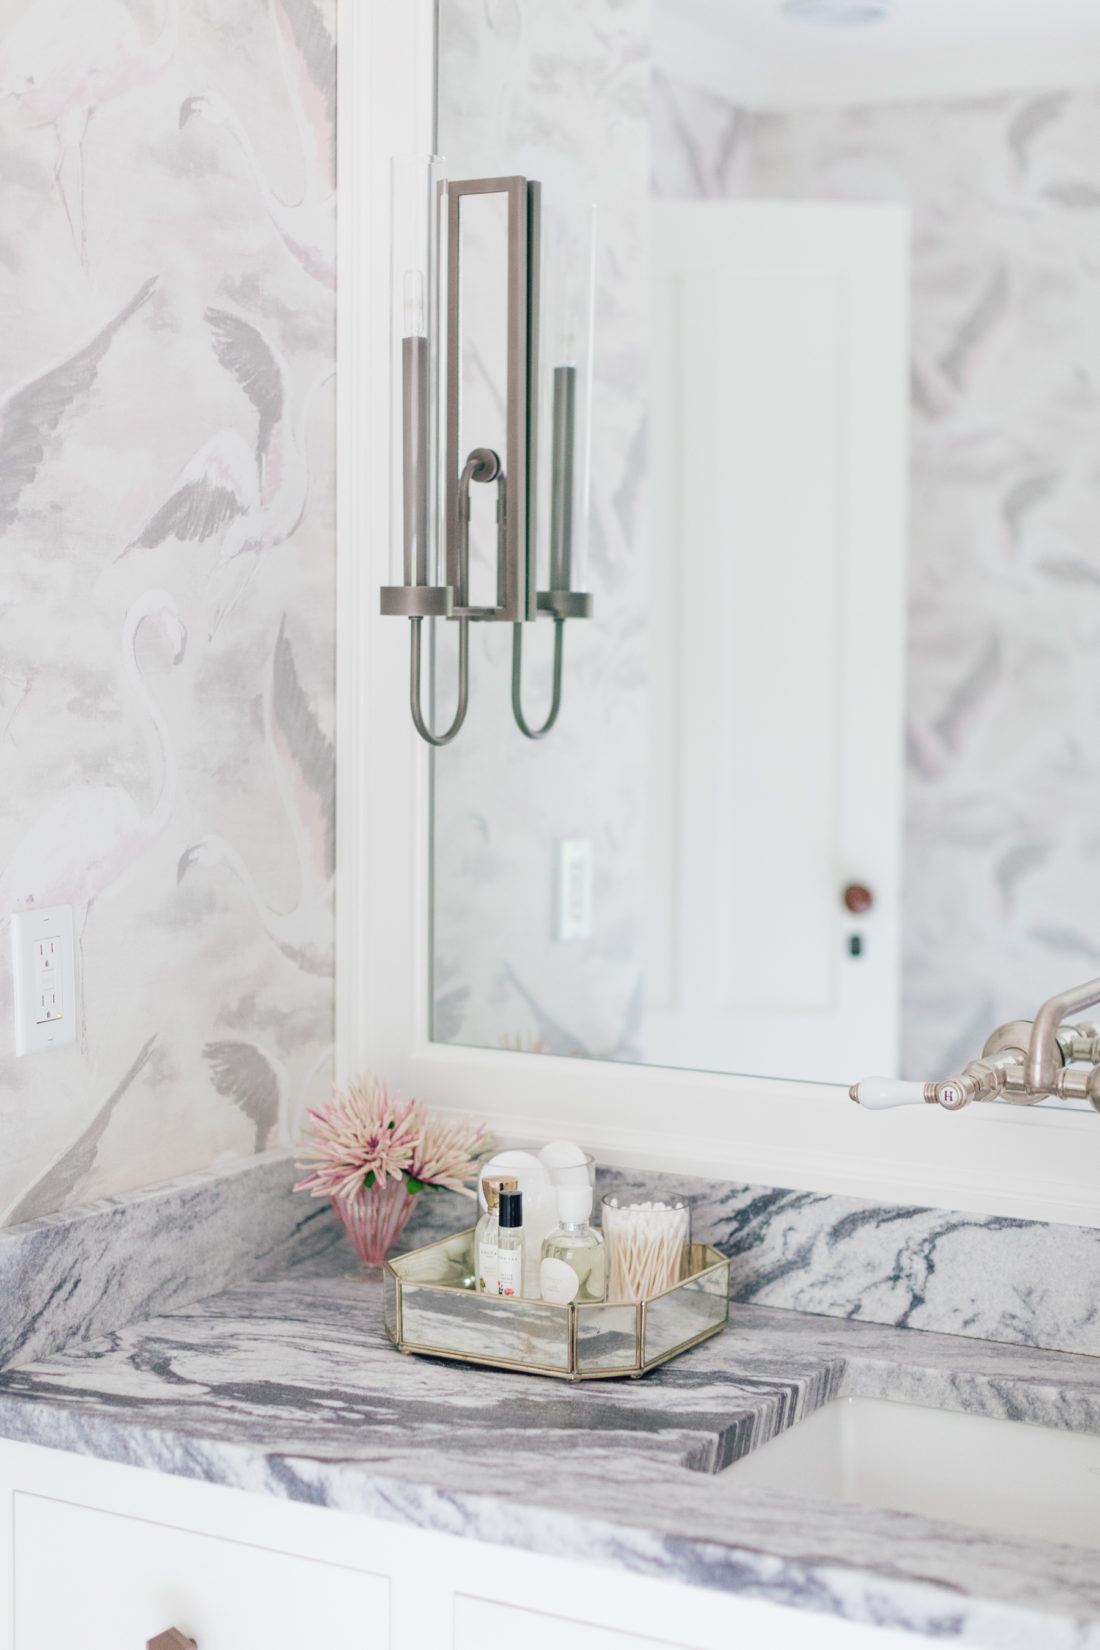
[0,0,336,1224]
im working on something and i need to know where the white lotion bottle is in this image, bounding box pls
[539,1186,607,1304]
[475,1175,516,1294]
[496,1189,525,1298]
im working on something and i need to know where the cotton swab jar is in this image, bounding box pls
[600,1194,691,1303]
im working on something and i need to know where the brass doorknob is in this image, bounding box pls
[843,883,873,914]
[147,1633,196,1650]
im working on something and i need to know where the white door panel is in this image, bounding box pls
[648,202,909,1083]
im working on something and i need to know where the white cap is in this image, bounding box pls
[539,1139,589,1169]
[558,1185,592,1224]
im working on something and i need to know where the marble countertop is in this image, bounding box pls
[1,1243,1099,1650]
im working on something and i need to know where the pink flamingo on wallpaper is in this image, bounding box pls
[0,590,186,1035]
[179,0,335,289]
[0,0,179,266]
[2,1034,158,1224]
[121,306,332,632]
[203,1039,335,1153]
[177,615,334,977]
[0,276,157,534]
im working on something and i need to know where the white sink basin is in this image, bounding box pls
[724,1396,1100,1551]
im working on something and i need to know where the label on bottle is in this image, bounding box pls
[477,1239,499,1295]
[540,1255,581,1303]
[497,1244,524,1297]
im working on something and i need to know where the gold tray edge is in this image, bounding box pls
[388,1316,727,1382]
[384,1228,730,1382]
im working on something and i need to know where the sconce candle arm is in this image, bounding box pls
[409,615,469,747]
[511,616,564,740]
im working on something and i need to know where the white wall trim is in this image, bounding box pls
[335,0,1100,1232]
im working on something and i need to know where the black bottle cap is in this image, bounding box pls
[498,1189,523,1229]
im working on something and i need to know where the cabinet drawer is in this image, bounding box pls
[14,1491,389,1650]
[455,1597,694,1650]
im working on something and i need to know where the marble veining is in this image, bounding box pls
[597,1168,1100,1359]
[3,1259,1100,1648]
[0,1149,343,1371]
[8,1149,1100,1378]
[4,1155,1100,1643]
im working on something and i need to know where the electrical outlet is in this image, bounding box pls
[555,839,593,941]
[11,906,77,1055]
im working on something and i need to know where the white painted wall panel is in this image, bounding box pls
[648,202,908,1081]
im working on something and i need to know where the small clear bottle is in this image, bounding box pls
[475,1176,517,1294]
[496,1189,526,1298]
[539,1186,607,1303]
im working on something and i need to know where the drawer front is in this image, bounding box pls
[14,1491,390,1650]
[455,1597,694,1650]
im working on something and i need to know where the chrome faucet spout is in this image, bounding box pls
[852,973,1100,1116]
[1025,976,1100,1095]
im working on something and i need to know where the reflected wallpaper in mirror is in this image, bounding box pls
[432,0,1100,1094]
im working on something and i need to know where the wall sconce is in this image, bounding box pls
[381,160,594,747]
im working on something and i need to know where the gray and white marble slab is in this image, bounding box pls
[398,1162,1100,1362]
[596,1168,1100,1360]
[3,1251,1100,1649]
[0,1149,343,1371]
[8,1147,1100,1377]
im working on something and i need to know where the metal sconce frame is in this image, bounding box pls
[381,169,593,746]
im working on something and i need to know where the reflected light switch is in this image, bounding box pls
[555,840,593,942]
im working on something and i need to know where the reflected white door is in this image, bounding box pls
[647,202,909,1083]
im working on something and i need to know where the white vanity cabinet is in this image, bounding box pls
[11,1491,390,1650]
[0,1438,923,1650]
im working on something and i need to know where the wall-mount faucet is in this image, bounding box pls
[851,975,1100,1113]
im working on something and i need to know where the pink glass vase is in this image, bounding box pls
[333,1179,418,1267]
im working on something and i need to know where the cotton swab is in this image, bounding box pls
[601,1197,690,1303]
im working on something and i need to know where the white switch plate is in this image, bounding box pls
[11,905,77,1056]
[555,839,593,941]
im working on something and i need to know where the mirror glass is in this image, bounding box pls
[432,0,1100,1097]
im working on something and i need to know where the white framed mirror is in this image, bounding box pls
[337,0,1100,1228]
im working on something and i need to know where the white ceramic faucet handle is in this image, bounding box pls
[849,1076,928,1109]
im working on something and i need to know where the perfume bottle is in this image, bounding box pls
[539,1186,607,1303]
[496,1189,525,1297]
[475,1176,517,1294]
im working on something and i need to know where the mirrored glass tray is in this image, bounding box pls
[383,1230,730,1380]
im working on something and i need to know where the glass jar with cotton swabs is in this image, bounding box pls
[600,1194,692,1304]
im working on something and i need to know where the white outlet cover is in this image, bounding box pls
[11,905,77,1056]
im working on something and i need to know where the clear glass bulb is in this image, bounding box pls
[403,268,426,338]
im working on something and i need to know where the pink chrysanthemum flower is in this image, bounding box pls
[294,1075,418,1205]
[406,1109,489,1197]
